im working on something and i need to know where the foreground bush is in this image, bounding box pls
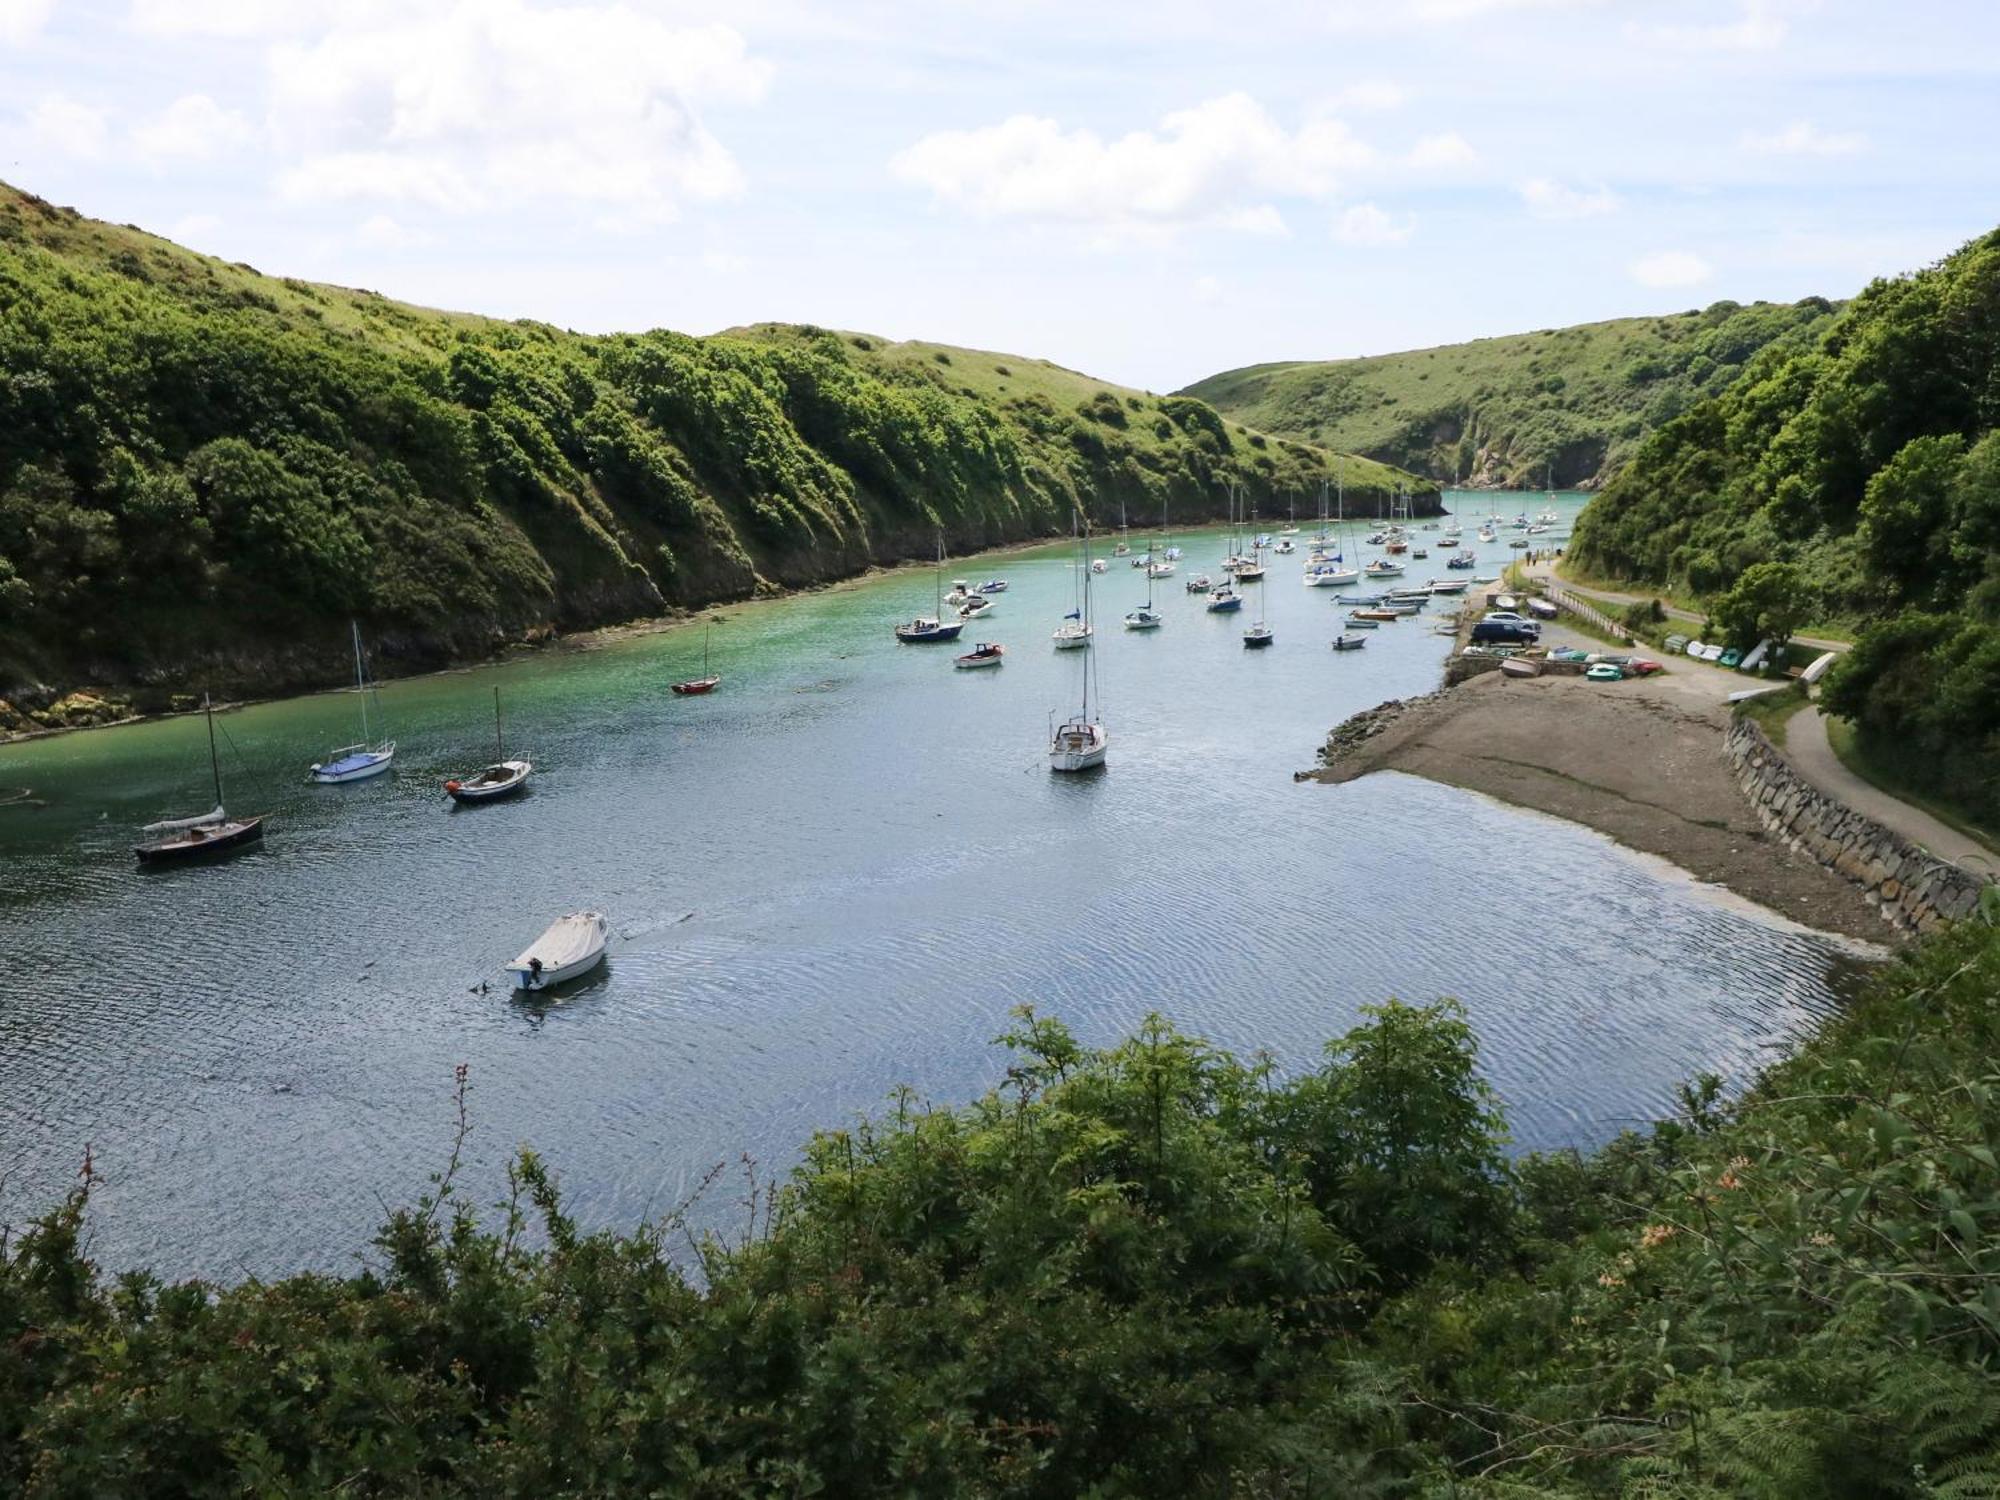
[5,917,2000,1495]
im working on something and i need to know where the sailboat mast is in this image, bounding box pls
[205,692,222,807]
[494,686,504,759]
[350,621,370,745]
[1079,521,1092,721]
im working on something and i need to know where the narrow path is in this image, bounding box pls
[1526,561,1850,655]
[1783,707,1994,873]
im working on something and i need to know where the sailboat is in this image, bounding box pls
[134,694,264,864]
[671,624,722,695]
[309,622,395,783]
[1146,495,1175,577]
[894,534,965,642]
[1243,543,1273,647]
[1053,514,1094,649]
[446,687,532,802]
[1049,530,1107,772]
[1304,476,1359,587]
[1125,538,1163,630]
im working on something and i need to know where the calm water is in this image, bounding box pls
[0,493,1859,1277]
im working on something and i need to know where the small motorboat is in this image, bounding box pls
[1429,578,1469,595]
[954,642,1005,669]
[1185,573,1213,593]
[977,579,1009,594]
[1331,634,1368,651]
[1147,560,1176,578]
[1113,542,1130,556]
[1500,658,1542,679]
[957,595,993,620]
[1364,559,1404,578]
[1234,562,1266,582]
[1350,607,1399,622]
[1163,547,1182,560]
[1275,539,1295,555]
[1124,606,1163,630]
[1342,615,1382,630]
[506,911,610,991]
[896,616,965,643]
[1243,622,1273,648]
[1206,587,1244,613]
[1412,547,1429,559]
[1447,551,1477,569]
[447,760,532,801]
[1476,526,1497,544]
[1090,559,1108,574]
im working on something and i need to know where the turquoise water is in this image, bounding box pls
[0,494,1856,1277]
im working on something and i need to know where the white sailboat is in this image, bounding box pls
[1050,523,1107,772]
[310,622,395,783]
[1243,542,1273,647]
[1125,537,1163,630]
[1053,513,1094,649]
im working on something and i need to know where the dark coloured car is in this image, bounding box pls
[1470,620,1541,645]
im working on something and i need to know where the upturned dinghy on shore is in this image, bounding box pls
[506,911,609,991]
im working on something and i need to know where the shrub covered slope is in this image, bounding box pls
[1182,299,1838,490]
[5,914,2000,1495]
[1571,229,2000,826]
[0,184,1420,706]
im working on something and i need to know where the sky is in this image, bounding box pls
[1,0,1995,391]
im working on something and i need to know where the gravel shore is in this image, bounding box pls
[1313,669,1895,943]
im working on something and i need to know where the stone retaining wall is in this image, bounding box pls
[1726,717,1990,934]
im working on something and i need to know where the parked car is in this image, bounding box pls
[1482,610,1534,624]
[1471,620,1541,645]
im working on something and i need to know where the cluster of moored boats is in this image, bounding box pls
[889,483,1539,775]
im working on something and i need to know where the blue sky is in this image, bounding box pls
[2,0,1995,390]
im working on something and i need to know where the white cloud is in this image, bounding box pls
[891,93,1376,237]
[132,94,254,164]
[0,0,51,43]
[1333,202,1413,247]
[1630,250,1714,288]
[267,2,771,221]
[1630,0,1795,52]
[1741,120,1866,156]
[1520,177,1619,219]
[356,213,435,249]
[164,214,226,253]
[1325,80,1406,113]
[1406,132,1478,170]
[27,93,111,160]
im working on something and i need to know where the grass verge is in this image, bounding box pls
[1824,714,2000,857]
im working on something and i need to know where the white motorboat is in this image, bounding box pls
[310,622,395,784]
[1090,559,1108,574]
[1147,560,1176,578]
[954,642,1005,669]
[505,911,609,991]
[1364,558,1404,578]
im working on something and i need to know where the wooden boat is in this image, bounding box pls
[134,695,265,865]
[310,622,395,783]
[506,911,610,991]
[1500,657,1542,679]
[671,624,722,695]
[446,688,533,802]
[954,642,1005,669]
[1350,608,1399,622]
[1331,633,1368,651]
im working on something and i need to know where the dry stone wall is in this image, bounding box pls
[1726,717,1990,935]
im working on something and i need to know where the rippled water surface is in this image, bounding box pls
[0,494,1859,1277]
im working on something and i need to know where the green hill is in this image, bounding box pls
[1572,227,2000,825]
[1182,300,1839,489]
[0,184,1423,720]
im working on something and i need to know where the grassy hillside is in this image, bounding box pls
[1572,227,2000,825]
[1183,299,1839,488]
[5,908,1998,1493]
[0,184,1427,724]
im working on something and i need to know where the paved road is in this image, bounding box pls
[1784,707,1997,874]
